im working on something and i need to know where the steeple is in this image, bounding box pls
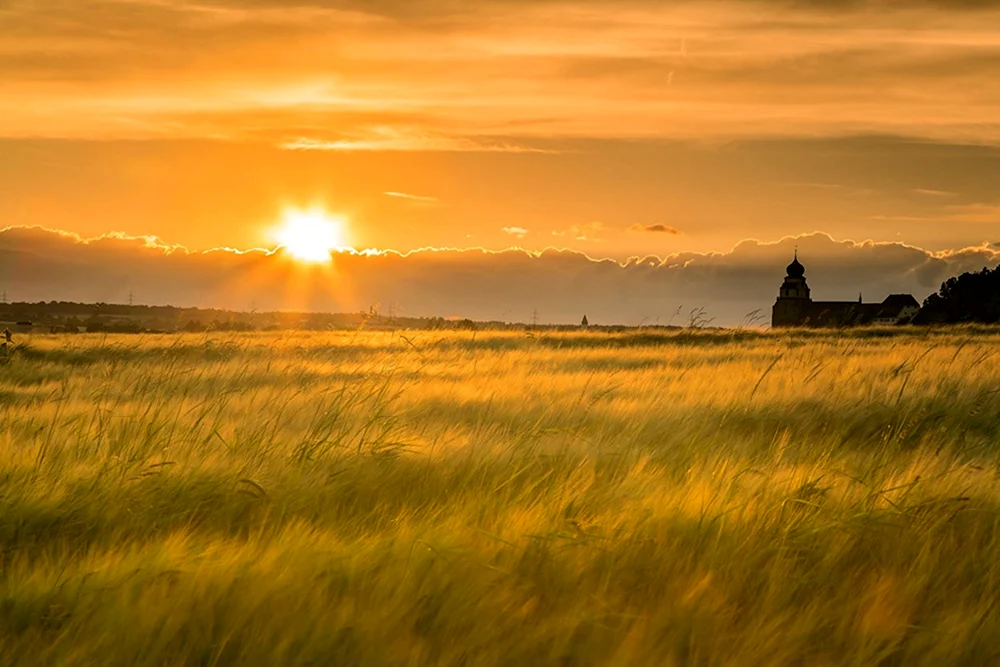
[773,250,813,326]
[776,251,810,300]
[785,249,805,279]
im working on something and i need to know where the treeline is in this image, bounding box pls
[15,261,998,332]
[0,302,603,333]
[915,265,1000,325]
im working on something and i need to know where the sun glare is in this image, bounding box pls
[274,208,347,262]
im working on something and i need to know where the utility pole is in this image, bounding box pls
[531,307,539,328]
[128,291,134,307]
[1,291,7,305]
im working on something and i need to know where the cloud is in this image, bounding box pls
[870,203,1000,224]
[779,183,844,190]
[944,203,1000,223]
[912,188,957,198]
[3,1,1000,144]
[552,221,605,241]
[384,191,440,204]
[3,226,999,326]
[502,227,529,239]
[281,132,557,153]
[629,224,681,234]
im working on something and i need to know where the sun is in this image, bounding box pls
[274,208,347,262]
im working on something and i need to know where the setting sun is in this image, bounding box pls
[274,208,347,262]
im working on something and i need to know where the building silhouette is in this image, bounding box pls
[772,252,919,327]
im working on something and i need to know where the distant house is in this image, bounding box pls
[0,321,37,334]
[0,321,60,335]
[871,294,921,325]
[772,253,919,327]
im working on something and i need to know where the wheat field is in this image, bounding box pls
[1,328,999,665]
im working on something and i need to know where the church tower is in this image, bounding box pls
[772,251,812,327]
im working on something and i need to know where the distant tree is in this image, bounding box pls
[914,266,1000,324]
[581,315,589,327]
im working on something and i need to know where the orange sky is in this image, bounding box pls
[2,0,1000,259]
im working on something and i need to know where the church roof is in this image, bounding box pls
[873,294,920,320]
[881,294,920,310]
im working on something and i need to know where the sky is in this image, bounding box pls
[2,0,1000,322]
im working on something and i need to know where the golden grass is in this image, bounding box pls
[1,328,999,665]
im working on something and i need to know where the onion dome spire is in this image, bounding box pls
[786,249,805,278]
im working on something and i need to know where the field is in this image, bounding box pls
[2,328,1000,665]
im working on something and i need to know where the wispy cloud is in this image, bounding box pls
[870,203,1000,224]
[3,1,1000,144]
[779,182,844,190]
[552,221,605,242]
[912,188,957,198]
[629,224,681,234]
[384,191,440,204]
[502,226,529,239]
[279,131,557,153]
[952,203,1000,222]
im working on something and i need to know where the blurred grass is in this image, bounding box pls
[1,328,1000,665]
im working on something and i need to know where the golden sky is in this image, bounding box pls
[2,0,1000,264]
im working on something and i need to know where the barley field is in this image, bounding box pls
[2,328,999,666]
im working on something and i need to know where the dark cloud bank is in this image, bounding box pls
[2,227,998,326]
